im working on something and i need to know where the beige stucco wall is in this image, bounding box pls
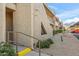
[13,4,32,47]
[6,3,16,10]
[33,4,53,40]
[13,3,53,48]
[0,3,53,48]
[0,3,16,43]
[0,4,6,42]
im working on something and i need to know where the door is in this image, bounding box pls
[6,8,13,42]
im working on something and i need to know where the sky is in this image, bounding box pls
[47,3,79,26]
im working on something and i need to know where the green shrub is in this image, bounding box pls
[57,29,63,33]
[53,29,63,35]
[43,40,50,48]
[36,38,54,49]
[47,38,54,44]
[0,42,16,56]
[53,30,57,35]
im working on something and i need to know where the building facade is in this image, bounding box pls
[44,4,62,31]
[0,3,56,49]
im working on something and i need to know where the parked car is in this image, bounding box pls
[71,29,79,33]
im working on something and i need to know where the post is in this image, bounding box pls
[61,35,63,42]
[61,25,64,42]
[15,33,18,56]
[39,40,41,56]
[53,30,54,36]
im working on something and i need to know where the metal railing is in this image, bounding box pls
[7,31,41,56]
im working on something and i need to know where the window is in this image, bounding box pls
[41,23,47,35]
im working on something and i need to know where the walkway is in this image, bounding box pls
[41,32,79,56]
[13,32,79,56]
[26,51,48,56]
[13,45,49,56]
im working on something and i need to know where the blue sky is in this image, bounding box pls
[47,3,79,26]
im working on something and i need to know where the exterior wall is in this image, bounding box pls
[13,3,53,48]
[44,4,55,19]
[0,4,6,42]
[53,16,61,30]
[13,4,32,47]
[0,3,16,43]
[33,4,53,40]
[6,3,16,10]
[44,4,61,30]
[0,3,53,48]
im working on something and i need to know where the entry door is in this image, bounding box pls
[6,10,13,41]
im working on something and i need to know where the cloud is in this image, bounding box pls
[57,8,79,19]
[63,17,79,27]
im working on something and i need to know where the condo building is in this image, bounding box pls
[0,3,60,49]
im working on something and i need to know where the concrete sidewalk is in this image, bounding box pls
[41,32,79,56]
[13,45,49,56]
[13,32,79,56]
[26,51,49,56]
